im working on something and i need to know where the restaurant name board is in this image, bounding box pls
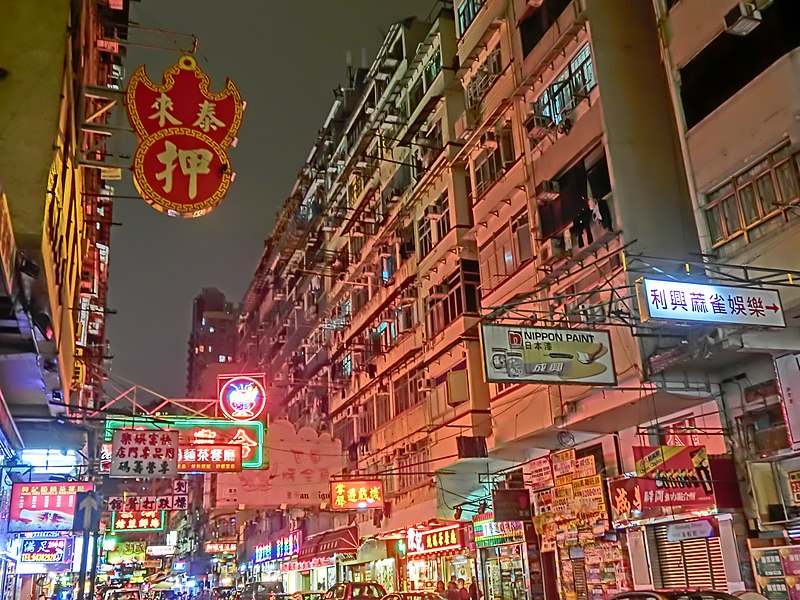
[112,510,166,532]
[178,444,242,472]
[20,538,71,563]
[472,513,525,547]
[407,524,465,556]
[218,374,267,422]
[254,529,302,564]
[331,480,384,510]
[205,542,237,554]
[9,481,93,533]
[480,324,616,385]
[637,278,785,328]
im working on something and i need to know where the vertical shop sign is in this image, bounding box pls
[552,449,576,486]
[525,457,554,491]
[110,430,178,478]
[790,471,800,505]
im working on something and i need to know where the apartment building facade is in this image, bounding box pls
[238,0,800,597]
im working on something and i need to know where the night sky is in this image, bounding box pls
[107,1,435,398]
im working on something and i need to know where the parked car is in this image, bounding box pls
[382,593,443,600]
[324,583,386,600]
[610,591,740,600]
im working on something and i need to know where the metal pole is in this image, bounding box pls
[88,533,100,600]
[76,530,90,600]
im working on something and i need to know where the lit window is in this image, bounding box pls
[199,345,205,352]
[202,318,206,326]
[209,326,215,333]
[218,355,226,363]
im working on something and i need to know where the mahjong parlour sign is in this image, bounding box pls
[126,55,244,218]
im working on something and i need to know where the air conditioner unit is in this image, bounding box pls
[416,378,435,392]
[538,236,568,266]
[426,204,444,220]
[430,285,449,299]
[479,131,499,150]
[525,112,552,140]
[455,109,477,140]
[536,180,560,202]
[724,2,761,35]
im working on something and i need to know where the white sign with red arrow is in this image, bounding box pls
[639,278,785,328]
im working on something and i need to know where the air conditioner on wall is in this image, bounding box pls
[430,285,449,299]
[525,113,552,141]
[538,236,568,266]
[535,179,560,202]
[724,2,761,35]
[426,204,444,220]
[479,131,499,150]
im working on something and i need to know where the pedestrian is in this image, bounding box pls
[457,579,469,600]
[468,581,480,600]
[435,582,446,598]
[447,582,460,600]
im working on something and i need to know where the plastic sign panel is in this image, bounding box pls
[204,542,237,554]
[104,418,264,469]
[472,513,525,547]
[480,323,616,385]
[407,524,465,556]
[492,488,532,522]
[110,430,178,478]
[126,54,244,217]
[638,278,785,327]
[218,374,267,421]
[330,480,384,510]
[9,482,93,533]
[107,541,147,565]
[111,510,166,532]
[20,538,72,563]
[146,545,175,557]
[107,495,188,512]
[178,444,242,472]
[609,445,716,526]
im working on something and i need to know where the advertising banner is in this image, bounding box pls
[480,323,615,385]
[609,445,716,525]
[107,541,147,565]
[19,538,72,563]
[110,430,178,478]
[637,278,785,327]
[178,444,241,472]
[330,480,384,510]
[111,510,166,532]
[216,420,342,508]
[524,457,553,491]
[9,482,93,533]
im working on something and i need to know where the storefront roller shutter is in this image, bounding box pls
[650,525,728,591]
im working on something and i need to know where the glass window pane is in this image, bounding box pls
[707,183,734,203]
[738,184,759,225]
[706,205,724,243]
[722,197,741,235]
[756,174,777,214]
[776,161,800,203]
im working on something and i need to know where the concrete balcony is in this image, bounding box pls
[458,0,507,71]
[519,0,587,84]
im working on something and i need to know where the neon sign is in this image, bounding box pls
[407,524,465,556]
[218,374,267,421]
[20,538,71,563]
[104,418,265,469]
[253,530,302,564]
[330,480,384,510]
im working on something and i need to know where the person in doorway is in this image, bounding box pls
[457,579,469,600]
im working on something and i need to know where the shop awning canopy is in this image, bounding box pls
[298,525,359,559]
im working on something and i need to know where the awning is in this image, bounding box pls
[298,525,358,560]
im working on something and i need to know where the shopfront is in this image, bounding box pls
[252,530,302,589]
[405,523,474,591]
[609,445,745,593]
[473,513,532,600]
[283,526,359,592]
[343,539,396,592]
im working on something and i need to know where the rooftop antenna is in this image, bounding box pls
[345,50,353,86]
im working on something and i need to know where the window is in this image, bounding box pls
[705,144,800,247]
[465,46,502,109]
[434,194,451,242]
[457,0,485,36]
[426,261,481,337]
[424,49,442,88]
[393,367,425,415]
[539,149,611,241]
[680,0,800,128]
[398,444,431,490]
[417,215,433,258]
[534,44,596,125]
[479,212,532,292]
[519,0,572,57]
[473,127,516,199]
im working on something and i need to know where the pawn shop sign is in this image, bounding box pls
[126,55,245,218]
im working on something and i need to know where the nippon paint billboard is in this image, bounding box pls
[215,419,344,508]
[480,323,616,385]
